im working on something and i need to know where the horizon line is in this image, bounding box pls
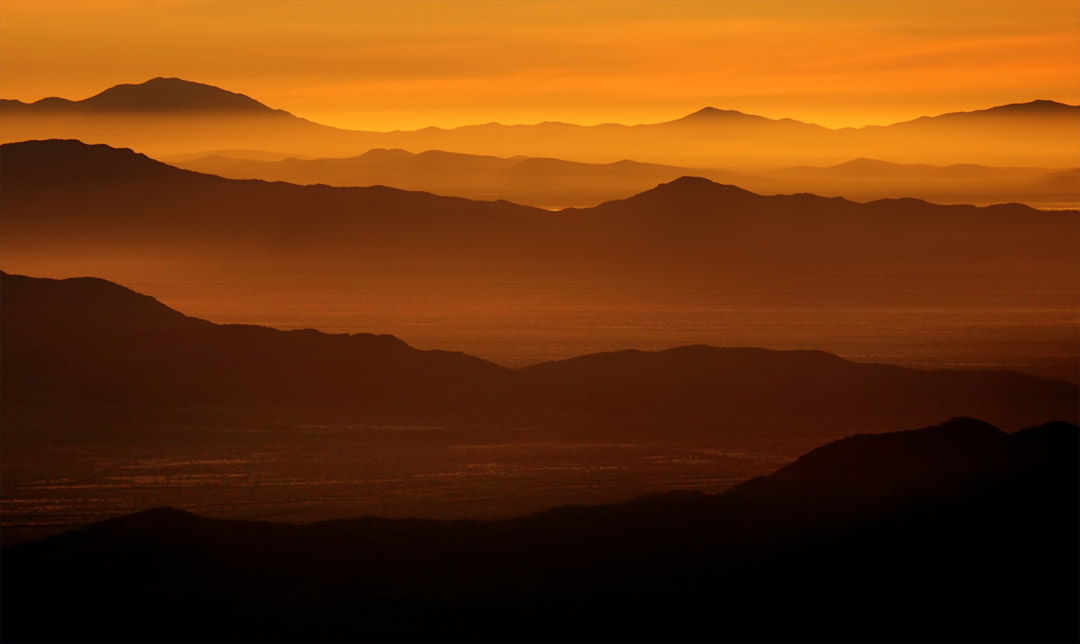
[4,77,1077,134]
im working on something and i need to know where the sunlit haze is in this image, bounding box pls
[2,0,1078,130]
[2,3,1078,640]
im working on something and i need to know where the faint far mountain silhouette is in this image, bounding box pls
[3,417,1075,642]
[883,98,1079,125]
[171,147,1079,209]
[2,79,1077,165]
[3,271,1076,432]
[2,77,286,114]
[170,147,754,208]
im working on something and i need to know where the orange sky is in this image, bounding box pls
[1,0,1077,131]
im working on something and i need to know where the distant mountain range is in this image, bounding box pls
[3,78,1077,166]
[3,271,1075,433]
[171,148,1080,209]
[4,417,1076,642]
[2,77,288,114]
[4,139,1075,273]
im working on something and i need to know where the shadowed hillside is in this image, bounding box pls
[0,272,509,422]
[3,79,1078,166]
[3,418,1076,642]
[3,272,1076,433]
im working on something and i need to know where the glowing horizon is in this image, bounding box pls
[1,0,1077,132]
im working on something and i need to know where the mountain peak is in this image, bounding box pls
[645,175,757,199]
[992,99,1075,112]
[675,106,755,122]
[79,77,279,114]
[583,176,760,212]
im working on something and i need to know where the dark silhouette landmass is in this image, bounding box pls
[3,418,1076,642]
[2,78,1077,166]
[171,148,1078,209]
[3,272,1075,433]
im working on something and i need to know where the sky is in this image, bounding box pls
[1,0,1077,131]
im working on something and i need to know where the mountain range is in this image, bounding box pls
[3,271,1076,433]
[3,416,1076,642]
[170,148,1080,210]
[4,139,1075,273]
[3,78,1078,166]
[3,138,1076,381]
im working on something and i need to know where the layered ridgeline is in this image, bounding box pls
[173,149,1080,210]
[3,139,1076,273]
[2,78,1078,166]
[4,139,1077,382]
[4,418,1076,642]
[3,272,1076,432]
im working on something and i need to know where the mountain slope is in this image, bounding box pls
[0,139,549,264]
[2,79,1077,165]
[3,418,1076,642]
[0,272,510,421]
[2,272,1076,432]
[0,79,356,158]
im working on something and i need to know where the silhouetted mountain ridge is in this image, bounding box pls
[2,272,1075,432]
[0,270,206,332]
[10,140,1075,257]
[3,418,1076,642]
[2,78,285,114]
[172,146,1078,209]
[895,99,1077,125]
[3,80,1076,165]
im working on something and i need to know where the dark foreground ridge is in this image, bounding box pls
[3,418,1077,642]
[3,271,1077,432]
